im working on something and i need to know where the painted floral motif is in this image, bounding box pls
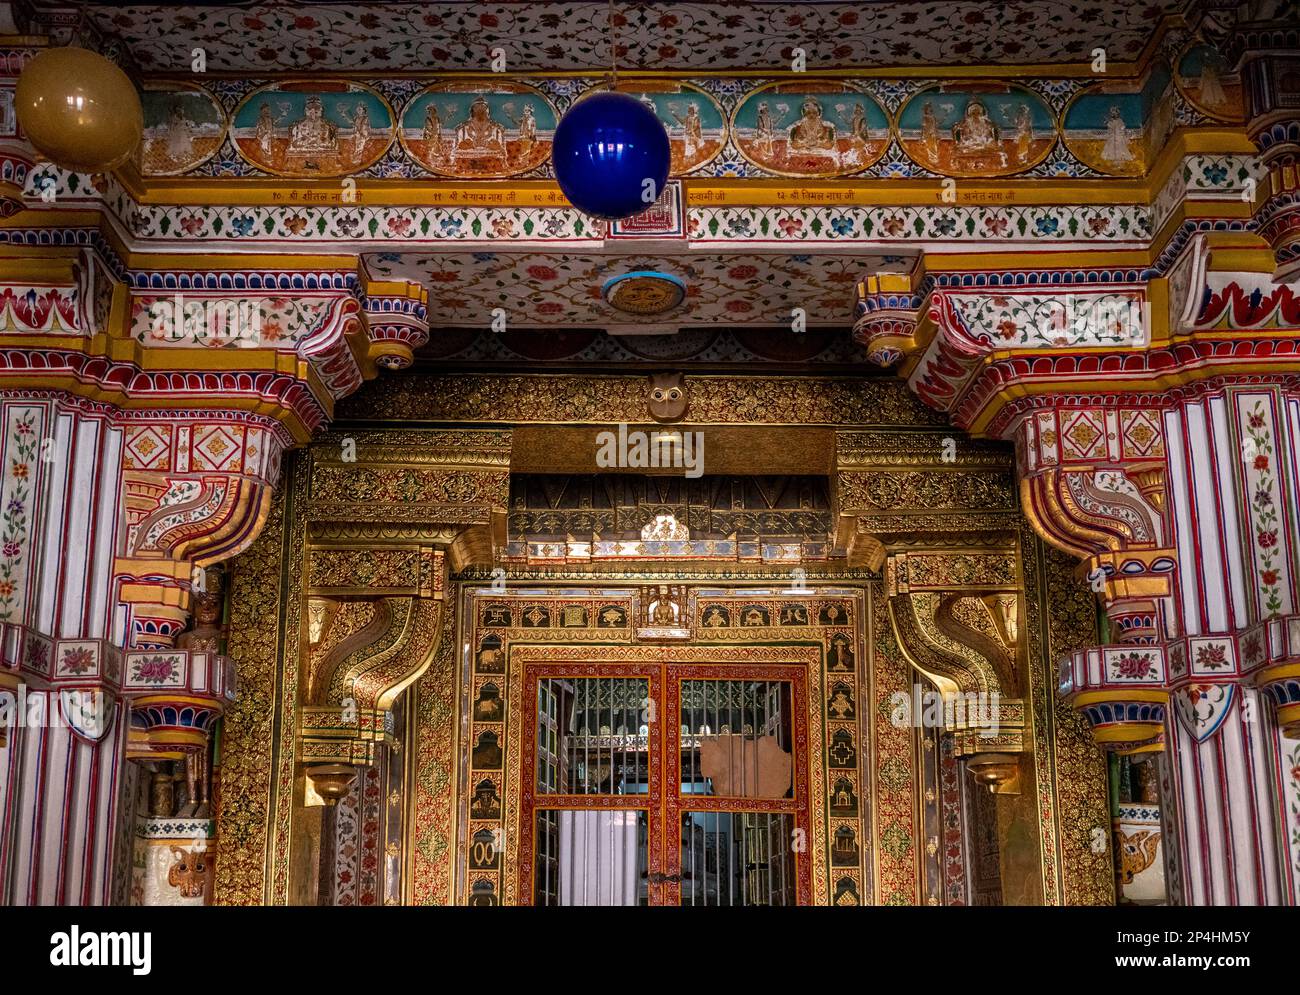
[59,645,97,676]
[0,286,80,334]
[24,635,50,674]
[130,295,338,349]
[0,409,38,622]
[953,290,1145,348]
[1240,398,1288,618]
[1173,683,1233,741]
[1111,651,1157,681]
[1168,643,1186,677]
[1193,642,1228,671]
[365,250,865,328]
[130,654,181,685]
[87,3,1179,74]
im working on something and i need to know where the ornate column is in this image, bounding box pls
[286,429,509,906]
[1231,6,1300,282]
[0,234,389,902]
[859,233,1300,904]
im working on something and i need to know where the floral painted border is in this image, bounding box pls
[16,152,1254,254]
[0,405,41,623]
[1239,395,1291,619]
[1285,738,1300,904]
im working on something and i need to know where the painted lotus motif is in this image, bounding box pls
[231,80,395,177]
[1176,42,1244,122]
[897,82,1055,178]
[1062,64,1175,177]
[731,81,889,178]
[604,80,726,175]
[400,81,556,179]
[139,83,227,176]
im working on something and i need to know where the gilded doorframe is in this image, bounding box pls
[214,384,1112,907]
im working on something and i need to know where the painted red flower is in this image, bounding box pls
[1262,569,1279,585]
[997,319,1018,340]
[293,16,319,30]
[725,300,754,313]
[427,271,458,283]
[777,217,803,236]
[536,302,564,314]
[1258,529,1278,549]
[1195,644,1227,668]
[728,265,758,280]
[1254,454,1269,471]
[1248,413,1265,428]
[1114,653,1153,679]
[526,265,559,281]
[480,14,499,27]
[61,647,95,675]
[136,657,177,682]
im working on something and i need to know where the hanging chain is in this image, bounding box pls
[607,0,619,90]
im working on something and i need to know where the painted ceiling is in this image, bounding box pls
[29,1,1187,74]
[365,249,914,333]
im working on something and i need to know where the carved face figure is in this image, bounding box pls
[167,845,211,898]
[648,373,687,423]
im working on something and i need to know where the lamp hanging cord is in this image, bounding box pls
[73,1,89,49]
[607,0,618,89]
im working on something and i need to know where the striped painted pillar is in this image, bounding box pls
[0,398,131,905]
[1038,385,1300,906]
[0,682,130,904]
[1157,386,1300,905]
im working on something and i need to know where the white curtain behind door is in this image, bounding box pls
[558,809,639,906]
